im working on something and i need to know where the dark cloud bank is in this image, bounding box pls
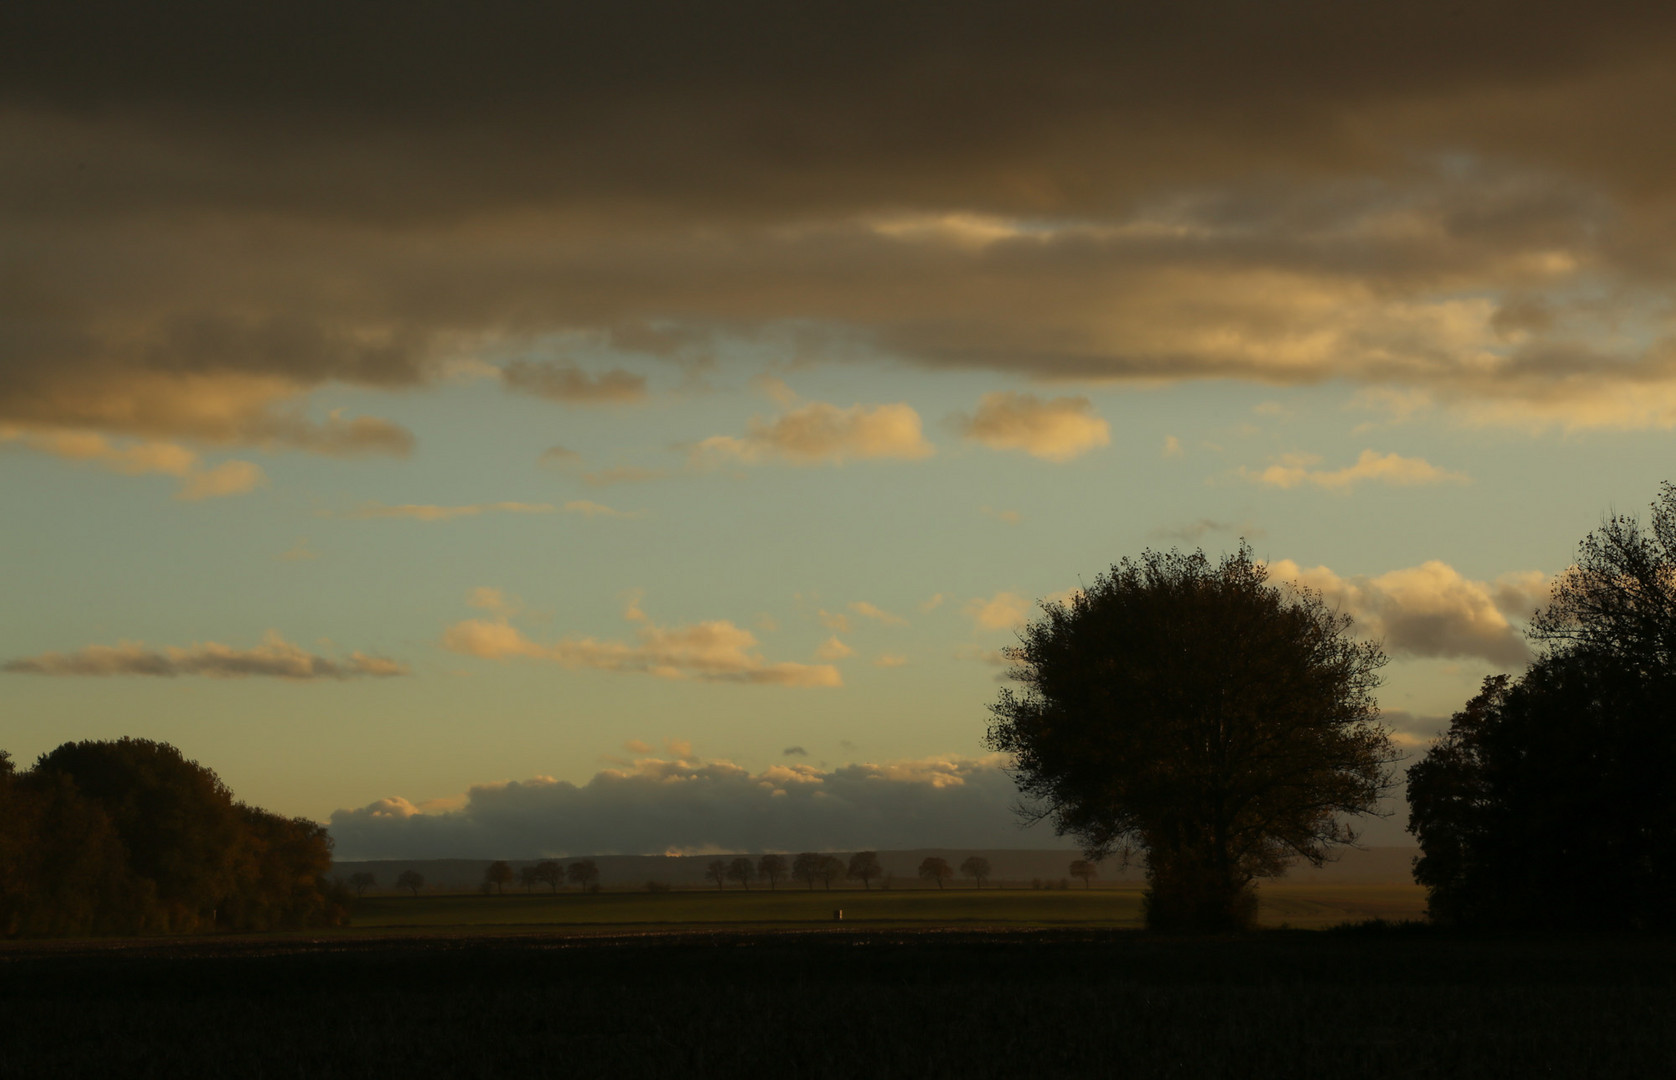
[9,1,1676,446]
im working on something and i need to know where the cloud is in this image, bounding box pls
[957,392,1110,462]
[814,636,853,661]
[695,401,934,465]
[981,506,1022,525]
[965,591,1031,631]
[443,595,841,687]
[919,594,945,613]
[539,445,583,465]
[873,654,908,668]
[327,753,1035,859]
[849,601,908,627]
[1266,558,1548,666]
[4,630,408,679]
[1162,435,1183,459]
[562,499,642,519]
[781,745,807,757]
[176,459,267,500]
[817,610,851,633]
[625,739,655,754]
[348,501,557,521]
[16,4,1676,440]
[1240,450,1470,492]
[277,537,318,561]
[2,428,266,500]
[500,361,647,403]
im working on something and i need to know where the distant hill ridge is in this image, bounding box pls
[332,846,1418,890]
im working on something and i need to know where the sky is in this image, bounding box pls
[5,2,1676,859]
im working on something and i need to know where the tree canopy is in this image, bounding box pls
[1,738,347,936]
[1409,484,1676,930]
[986,545,1395,931]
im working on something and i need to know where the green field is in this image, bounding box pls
[348,882,1428,933]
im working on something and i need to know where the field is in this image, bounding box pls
[348,881,1430,932]
[5,923,1674,1078]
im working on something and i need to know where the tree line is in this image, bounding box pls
[0,738,350,936]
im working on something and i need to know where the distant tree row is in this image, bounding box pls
[479,859,600,894]
[0,738,350,937]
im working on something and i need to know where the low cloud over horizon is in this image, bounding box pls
[4,631,407,679]
[328,754,1039,860]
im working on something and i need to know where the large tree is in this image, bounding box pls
[985,545,1395,931]
[1409,484,1676,930]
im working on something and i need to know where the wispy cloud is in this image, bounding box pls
[849,601,908,627]
[2,428,267,500]
[1240,450,1469,492]
[443,593,841,687]
[347,501,557,521]
[965,591,1031,630]
[4,631,408,679]
[695,400,934,466]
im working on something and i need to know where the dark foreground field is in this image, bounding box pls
[4,928,1674,1079]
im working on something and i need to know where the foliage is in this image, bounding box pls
[816,854,845,890]
[919,857,953,889]
[1410,484,1676,931]
[350,871,377,896]
[756,853,786,890]
[531,860,562,893]
[959,856,991,888]
[567,859,600,892]
[0,738,345,936]
[484,861,514,894]
[726,857,755,890]
[986,545,1394,931]
[1069,860,1098,888]
[396,869,425,897]
[847,851,882,889]
[706,859,728,890]
[792,852,822,890]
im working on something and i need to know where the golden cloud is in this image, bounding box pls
[958,392,1110,462]
[4,630,408,679]
[1240,450,1470,492]
[695,401,934,466]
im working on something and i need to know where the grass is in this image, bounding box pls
[347,882,1429,933]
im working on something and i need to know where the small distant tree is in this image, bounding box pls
[792,852,822,890]
[532,860,563,893]
[348,871,376,896]
[707,859,729,890]
[846,851,882,889]
[817,855,846,891]
[395,869,424,897]
[1070,860,1098,888]
[960,856,992,889]
[919,857,953,890]
[726,857,756,891]
[758,853,787,890]
[567,859,600,892]
[484,861,514,894]
[518,865,540,892]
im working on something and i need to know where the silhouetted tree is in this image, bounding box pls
[1069,860,1098,888]
[847,851,883,889]
[484,861,514,894]
[567,859,600,892]
[1410,486,1676,930]
[707,859,728,890]
[919,857,953,889]
[792,852,822,890]
[396,869,425,897]
[757,853,787,890]
[532,860,563,893]
[518,865,540,892]
[349,872,377,896]
[726,857,755,890]
[986,545,1394,931]
[817,855,846,890]
[960,856,991,889]
[33,738,249,930]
